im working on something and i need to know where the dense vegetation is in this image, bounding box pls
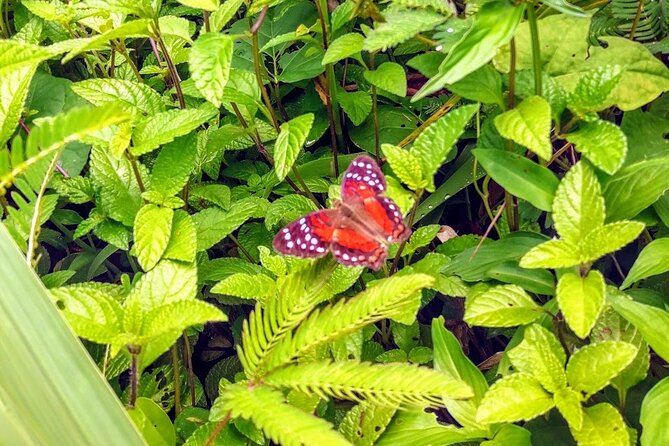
[1,0,669,444]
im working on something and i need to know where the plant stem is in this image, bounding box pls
[116,41,143,82]
[126,154,146,194]
[204,412,232,446]
[170,345,182,416]
[250,9,280,130]
[181,332,196,406]
[389,190,423,274]
[398,96,460,148]
[526,4,543,96]
[152,23,186,109]
[26,154,59,266]
[203,10,211,32]
[128,345,141,408]
[228,233,255,262]
[628,0,644,40]
[504,38,519,232]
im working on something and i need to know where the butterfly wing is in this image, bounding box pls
[341,155,387,200]
[363,196,412,244]
[272,209,336,258]
[331,227,387,271]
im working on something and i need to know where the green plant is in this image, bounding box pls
[1,0,669,444]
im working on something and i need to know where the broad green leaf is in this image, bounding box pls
[71,79,165,115]
[376,410,487,446]
[569,403,628,446]
[485,262,556,295]
[519,239,581,269]
[128,397,175,446]
[150,134,197,198]
[193,197,268,250]
[49,286,123,344]
[339,403,397,445]
[0,65,38,148]
[176,0,218,10]
[95,220,132,251]
[566,341,637,396]
[482,424,532,446]
[566,120,627,175]
[622,238,669,289]
[567,65,624,114]
[265,195,317,229]
[274,113,314,181]
[134,204,174,271]
[556,270,605,339]
[131,107,217,156]
[188,184,231,210]
[515,70,568,122]
[507,324,567,393]
[603,157,669,221]
[323,33,364,65]
[413,1,524,100]
[278,45,325,83]
[62,20,152,63]
[640,377,669,446]
[447,65,504,108]
[402,225,440,257]
[382,144,427,191]
[211,273,276,301]
[0,40,57,72]
[210,0,245,32]
[163,210,197,263]
[579,221,644,263]
[476,373,554,424]
[607,287,669,363]
[494,96,552,160]
[541,0,586,16]
[189,33,233,107]
[364,62,407,97]
[259,246,287,277]
[338,90,372,126]
[349,106,419,154]
[464,284,542,328]
[552,161,604,243]
[553,388,583,431]
[183,422,246,446]
[143,299,227,337]
[412,104,478,191]
[473,149,559,211]
[83,0,154,17]
[363,9,447,53]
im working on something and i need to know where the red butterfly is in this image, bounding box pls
[273,155,411,270]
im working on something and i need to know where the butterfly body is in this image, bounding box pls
[273,156,411,270]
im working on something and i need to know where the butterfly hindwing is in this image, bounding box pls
[341,155,387,200]
[331,227,387,271]
[364,196,412,244]
[272,209,335,258]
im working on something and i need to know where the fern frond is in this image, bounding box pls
[265,360,473,408]
[264,274,434,372]
[217,383,351,446]
[0,103,129,194]
[237,260,339,378]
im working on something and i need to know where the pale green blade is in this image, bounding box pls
[0,223,145,446]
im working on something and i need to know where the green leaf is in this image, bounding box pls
[0,64,39,148]
[49,286,123,344]
[556,270,605,339]
[265,360,473,407]
[71,79,165,115]
[476,373,554,424]
[603,157,669,221]
[143,299,227,337]
[176,0,218,10]
[376,410,487,446]
[150,134,197,198]
[349,106,418,154]
[278,45,325,83]
[133,204,174,271]
[485,262,556,295]
[507,324,567,393]
[216,384,350,446]
[62,19,152,63]
[447,65,504,108]
[579,221,644,263]
[265,195,318,229]
[323,33,364,65]
[364,62,407,97]
[553,388,583,431]
[567,65,624,114]
[338,90,372,126]
[363,9,447,53]
[541,0,586,17]
[382,144,427,191]
[131,106,217,156]
[482,424,532,446]
[640,377,669,446]
[565,120,627,175]
[464,284,543,328]
[519,239,581,269]
[274,113,314,181]
[183,422,246,446]
[210,0,245,32]
[412,104,478,191]
[552,161,604,243]
[128,397,176,446]
[494,96,552,160]
[607,287,669,363]
[569,403,629,446]
[211,273,276,301]
[189,33,233,108]
[622,238,669,289]
[193,197,267,250]
[413,1,524,100]
[188,184,231,210]
[339,403,396,446]
[163,210,197,263]
[473,149,559,211]
[566,341,637,396]
[403,225,440,256]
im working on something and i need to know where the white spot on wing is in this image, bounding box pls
[287,241,294,248]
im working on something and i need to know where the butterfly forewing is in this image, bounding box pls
[272,209,335,258]
[341,155,387,200]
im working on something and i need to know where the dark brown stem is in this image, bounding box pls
[228,233,256,262]
[204,412,232,446]
[389,190,422,274]
[203,10,211,33]
[629,0,644,40]
[153,24,186,109]
[181,332,196,406]
[251,16,279,130]
[128,345,141,408]
[170,345,182,416]
[126,154,146,194]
